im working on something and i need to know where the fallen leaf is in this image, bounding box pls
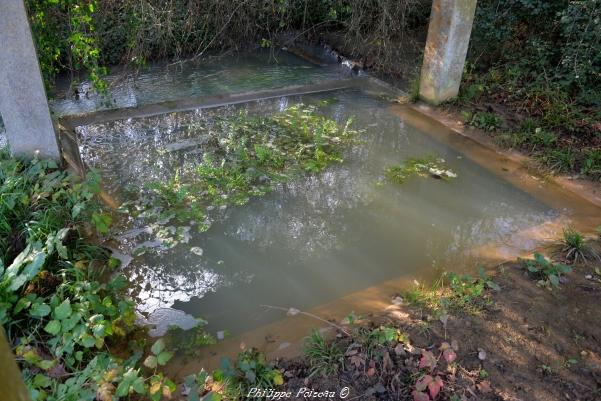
[383,351,394,372]
[412,390,431,401]
[350,354,365,368]
[394,343,406,356]
[367,367,376,377]
[428,376,444,399]
[477,380,492,393]
[443,348,457,363]
[415,375,433,391]
[419,350,437,369]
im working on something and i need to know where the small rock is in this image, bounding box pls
[478,348,487,360]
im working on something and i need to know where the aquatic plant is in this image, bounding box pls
[385,156,457,184]
[126,104,358,248]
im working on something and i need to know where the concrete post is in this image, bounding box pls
[419,0,478,105]
[0,328,31,401]
[0,0,60,159]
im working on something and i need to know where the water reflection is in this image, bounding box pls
[51,50,343,117]
[79,89,557,334]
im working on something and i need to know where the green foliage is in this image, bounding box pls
[458,1,601,179]
[0,154,208,401]
[470,0,600,96]
[129,104,357,239]
[581,150,601,178]
[303,330,344,377]
[27,0,107,90]
[466,111,502,132]
[385,156,457,184]
[213,349,283,399]
[522,252,572,288]
[405,269,498,316]
[166,323,216,356]
[560,227,599,263]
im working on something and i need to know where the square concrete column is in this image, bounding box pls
[0,0,60,159]
[419,0,477,105]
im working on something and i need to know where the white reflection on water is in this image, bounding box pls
[79,89,557,333]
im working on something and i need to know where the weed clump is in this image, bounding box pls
[557,227,600,264]
[522,252,572,288]
[303,330,345,377]
[385,156,457,184]
[405,270,499,317]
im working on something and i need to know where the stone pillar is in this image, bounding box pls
[419,0,477,105]
[0,328,31,401]
[0,0,60,159]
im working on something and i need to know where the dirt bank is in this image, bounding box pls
[272,253,601,401]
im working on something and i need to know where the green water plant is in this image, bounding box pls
[127,104,358,247]
[523,253,572,288]
[385,156,457,184]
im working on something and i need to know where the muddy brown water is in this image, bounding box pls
[63,51,601,370]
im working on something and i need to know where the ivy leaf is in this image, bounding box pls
[54,299,72,320]
[151,339,165,355]
[30,303,51,318]
[157,351,173,366]
[415,374,433,391]
[412,390,430,401]
[428,376,444,399]
[132,377,146,394]
[418,350,437,369]
[80,333,96,348]
[143,355,158,369]
[202,392,222,401]
[44,320,61,336]
[486,280,501,291]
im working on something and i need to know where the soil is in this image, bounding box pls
[272,255,601,401]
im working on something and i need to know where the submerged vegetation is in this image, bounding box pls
[123,103,358,250]
[385,156,457,184]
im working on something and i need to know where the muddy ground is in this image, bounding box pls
[273,254,601,401]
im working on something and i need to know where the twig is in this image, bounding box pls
[260,305,351,337]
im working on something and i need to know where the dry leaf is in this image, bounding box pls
[477,380,492,393]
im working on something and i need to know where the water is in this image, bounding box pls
[50,49,344,117]
[77,88,557,335]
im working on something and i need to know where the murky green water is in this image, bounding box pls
[50,49,343,117]
[77,88,556,336]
